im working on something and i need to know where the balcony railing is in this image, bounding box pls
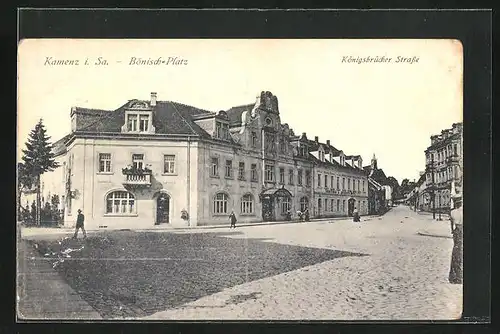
[122,166,152,186]
[123,173,152,186]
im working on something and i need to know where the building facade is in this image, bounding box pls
[363,154,391,214]
[421,122,463,213]
[31,91,368,229]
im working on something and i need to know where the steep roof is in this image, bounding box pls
[308,153,365,174]
[226,104,255,126]
[371,168,389,185]
[72,100,229,140]
[304,139,341,155]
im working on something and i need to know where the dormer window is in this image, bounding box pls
[127,115,138,131]
[215,121,230,140]
[123,110,155,134]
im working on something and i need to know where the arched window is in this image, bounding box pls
[281,197,291,214]
[240,194,254,214]
[300,197,309,212]
[106,191,135,214]
[214,192,229,214]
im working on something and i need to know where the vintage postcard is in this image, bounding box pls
[17,38,463,320]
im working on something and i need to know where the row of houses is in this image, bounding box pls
[406,122,463,212]
[20,91,393,229]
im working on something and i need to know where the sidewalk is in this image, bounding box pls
[21,214,383,239]
[17,239,102,320]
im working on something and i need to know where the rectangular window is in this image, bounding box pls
[223,123,230,140]
[357,180,360,192]
[330,199,334,211]
[342,200,346,212]
[280,138,287,153]
[342,177,346,190]
[215,122,221,138]
[132,154,144,169]
[139,115,149,132]
[348,178,351,190]
[225,160,233,178]
[337,199,340,211]
[324,198,328,211]
[317,174,321,187]
[98,153,111,173]
[265,132,276,152]
[336,177,339,189]
[298,170,303,185]
[331,176,334,189]
[265,164,274,182]
[251,163,258,182]
[324,175,328,188]
[211,157,219,176]
[306,171,311,186]
[163,155,175,174]
[127,115,138,131]
[241,195,254,214]
[279,168,285,184]
[362,180,365,192]
[453,144,458,155]
[251,131,257,147]
[238,162,245,180]
[288,169,294,185]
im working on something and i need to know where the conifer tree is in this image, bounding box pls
[21,119,59,225]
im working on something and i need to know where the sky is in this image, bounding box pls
[17,39,462,184]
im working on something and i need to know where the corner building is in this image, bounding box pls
[43,91,368,229]
[422,122,463,212]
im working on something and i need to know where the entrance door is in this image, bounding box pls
[348,198,356,216]
[156,193,170,224]
[262,196,275,221]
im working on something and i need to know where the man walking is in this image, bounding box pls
[449,194,463,284]
[229,210,237,229]
[73,209,87,239]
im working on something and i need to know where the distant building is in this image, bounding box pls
[364,154,392,211]
[26,91,368,229]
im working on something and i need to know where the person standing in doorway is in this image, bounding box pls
[449,195,463,284]
[229,210,237,229]
[73,209,87,239]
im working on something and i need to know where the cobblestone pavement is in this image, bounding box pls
[144,205,462,320]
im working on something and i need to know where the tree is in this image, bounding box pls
[386,176,401,199]
[17,162,34,220]
[21,119,60,225]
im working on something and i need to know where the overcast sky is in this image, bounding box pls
[18,39,462,183]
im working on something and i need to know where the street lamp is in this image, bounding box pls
[438,193,442,221]
[414,186,418,212]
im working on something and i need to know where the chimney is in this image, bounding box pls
[326,140,330,146]
[315,136,319,142]
[150,92,157,106]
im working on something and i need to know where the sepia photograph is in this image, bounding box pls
[17,38,464,321]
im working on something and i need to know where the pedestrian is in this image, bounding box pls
[448,195,463,284]
[304,208,310,222]
[229,210,237,229]
[73,209,87,239]
[353,207,360,222]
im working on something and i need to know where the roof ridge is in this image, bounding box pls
[227,103,255,109]
[169,100,216,114]
[169,102,201,136]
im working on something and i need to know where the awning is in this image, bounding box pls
[260,187,293,199]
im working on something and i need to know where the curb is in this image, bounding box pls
[20,214,384,237]
[417,231,453,239]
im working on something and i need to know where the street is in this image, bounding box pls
[18,205,462,320]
